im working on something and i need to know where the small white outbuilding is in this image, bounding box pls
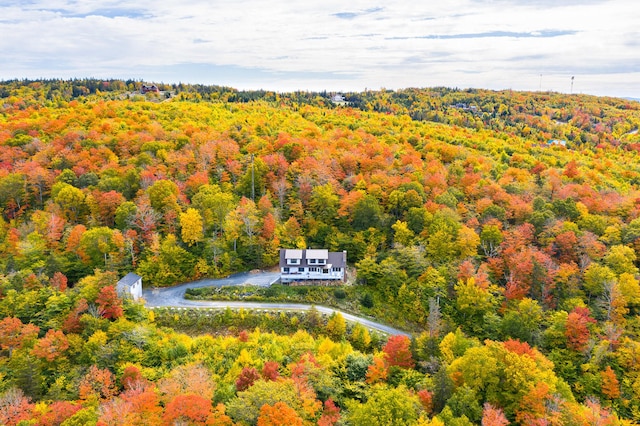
[116,272,143,301]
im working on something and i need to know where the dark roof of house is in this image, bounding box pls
[327,251,346,268]
[117,272,142,288]
[279,249,346,268]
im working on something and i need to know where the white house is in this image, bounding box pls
[547,139,567,147]
[116,272,143,301]
[279,249,346,283]
[330,94,348,105]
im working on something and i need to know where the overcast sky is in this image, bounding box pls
[2,0,639,98]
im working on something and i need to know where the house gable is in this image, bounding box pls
[284,249,303,265]
[279,249,346,283]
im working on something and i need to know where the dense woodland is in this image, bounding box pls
[1,79,640,424]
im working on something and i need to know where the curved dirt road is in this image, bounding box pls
[143,271,410,337]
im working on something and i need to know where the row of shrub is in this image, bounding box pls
[151,306,387,348]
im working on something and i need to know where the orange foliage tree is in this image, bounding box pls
[481,403,509,426]
[158,363,216,403]
[0,317,39,357]
[163,394,212,425]
[32,329,69,362]
[365,356,388,384]
[78,365,117,400]
[257,401,303,426]
[383,335,415,369]
[600,366,621,400]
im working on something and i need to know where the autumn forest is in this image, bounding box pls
[1,79,640,424]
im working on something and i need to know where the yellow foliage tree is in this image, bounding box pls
[180,208,204,246]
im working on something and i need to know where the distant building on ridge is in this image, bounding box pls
[330,94,348,106]
[547,139,567,147]
[140,84,159,94]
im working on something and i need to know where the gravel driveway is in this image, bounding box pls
[143,271,281,306]
[142,271,410,337]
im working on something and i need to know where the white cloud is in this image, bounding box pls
[1,0,639,97]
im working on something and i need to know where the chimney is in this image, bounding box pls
[343,250,347,282]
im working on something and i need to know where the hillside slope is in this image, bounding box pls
[0,80,639,423]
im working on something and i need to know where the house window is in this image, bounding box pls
[309,267,319,272]
[283,267,290,273]
[287,258,300,265]
[323,269,329,274]
[332,267,342,272]
[298,267,304,272]
[309,259,316,264]
[318,259,326,265]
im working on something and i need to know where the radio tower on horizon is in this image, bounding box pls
[570,76,575,94]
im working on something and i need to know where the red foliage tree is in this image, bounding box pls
[62,299,88,334]
[530,162,546,177]
[0,388,34,426]
[504,247,556,306]
[565,307,595,351]
[49,272,68,291]
[317,398,341,426]
[457,260,476,283]
[5,228,20,256]
[97,398,132,426]
[382,335,415,369]
[261,361,280,381]
[553,231,579,264]
[290,352,321,384]
[132,196,159,244]
[96,285,124,320]
[90,189,125,227]
[235,366,261,391]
